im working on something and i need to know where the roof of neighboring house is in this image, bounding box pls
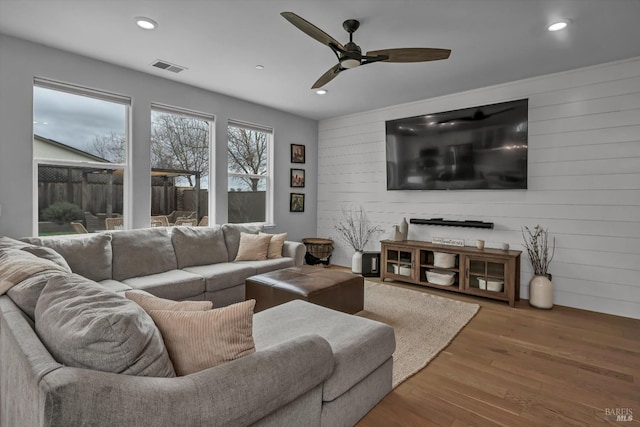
[34,134,110,163]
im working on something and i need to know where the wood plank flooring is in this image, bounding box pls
[353,274,640,427]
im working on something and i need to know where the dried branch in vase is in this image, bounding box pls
[522,225,555,276]
[334,206,382,252]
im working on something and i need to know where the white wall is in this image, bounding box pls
[0,34,318,240]
[318,56,640,319]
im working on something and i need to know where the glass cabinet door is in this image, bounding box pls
[466,257,507,295]
[384,247,414,279]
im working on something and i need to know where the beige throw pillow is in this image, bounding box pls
[259,232,287,259]
[148,300,256,376]
[234,232,271,261]
[125,290,213,312]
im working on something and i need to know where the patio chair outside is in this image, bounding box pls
[174,218,198,226]
[198,216,208,226]
[70,222,89,234]
[105,217,124,230]
[151,215,170,227]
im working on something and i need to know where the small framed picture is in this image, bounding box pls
[290,168,305,188]
[291,144,305,163]
[290,193,305,212]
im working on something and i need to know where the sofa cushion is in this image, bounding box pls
[260,232,287,259]
[122,269,205,300]
[98,279,133,293]
[7,270,66,320]
[110,228,177,281]
[125,290,213,311]
[20,245,71,271]
[148,299,256,375]
[253,300,396,402]
[222,222,264,262]
[34,274,176,377]
[21,234,112,282]
[236,258,295,275]
[234,232,271,261]
[171,225,228,268]
[0,249,68,295]
[183,263,256,293]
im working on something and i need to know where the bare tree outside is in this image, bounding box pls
[151,111,210,186]
[227,126,267,190]
[89,132,126,163]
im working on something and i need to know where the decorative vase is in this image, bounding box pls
[399,217,409,240]
[352,251,363,274]
[529,274,553,309]
[390,225,403,241]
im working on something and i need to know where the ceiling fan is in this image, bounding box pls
[281,12,451,89]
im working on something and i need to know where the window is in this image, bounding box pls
[151,105,212,225]
[227,121,273,224]
[33,79,129,235]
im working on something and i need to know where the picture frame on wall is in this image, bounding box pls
[291,144,305,163]
[290,193,305,212]
[290,168,305,188]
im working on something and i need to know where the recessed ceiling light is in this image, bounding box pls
[135,17,158,30]
[316,89,328,95]
[255,65,264,70]
[548,19,569,32]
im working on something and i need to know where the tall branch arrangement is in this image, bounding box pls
[522,225,555,276]
[334,206,382,252]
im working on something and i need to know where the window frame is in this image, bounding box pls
[150,103,215,226]
[32,78,131,235]
[227,120,274,225]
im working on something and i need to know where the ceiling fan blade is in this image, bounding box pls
[281,12,345,51]
[366,48,451,63]
[311,64,343,89]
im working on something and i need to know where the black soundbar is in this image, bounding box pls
[410,218,494,229]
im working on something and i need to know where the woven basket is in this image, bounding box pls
[302,238,334,260]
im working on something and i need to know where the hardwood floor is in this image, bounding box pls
[354,275,640,426]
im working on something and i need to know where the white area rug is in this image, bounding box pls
[357,281,479,388]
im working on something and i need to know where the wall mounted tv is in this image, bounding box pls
[386,98,528,190]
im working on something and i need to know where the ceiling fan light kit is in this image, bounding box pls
[281,11,451,89]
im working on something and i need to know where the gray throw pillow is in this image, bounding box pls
[35,274,176,378]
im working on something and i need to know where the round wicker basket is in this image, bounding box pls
[302,238,334,265]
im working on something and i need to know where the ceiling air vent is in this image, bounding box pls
[151,59,187,74]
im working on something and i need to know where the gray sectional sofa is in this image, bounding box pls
[22,222,305,307]
[0,224,396,427]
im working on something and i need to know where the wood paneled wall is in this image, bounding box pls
[317,57,640,319]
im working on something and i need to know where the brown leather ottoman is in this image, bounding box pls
[246,266,364,314]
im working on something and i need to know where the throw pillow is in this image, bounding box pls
[234,232,271,261]
[35,274,176,378]
[259,232,287,259]
[125,290,213,312]
[148,299,256,376]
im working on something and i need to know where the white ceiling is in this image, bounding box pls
[1,0,640,121]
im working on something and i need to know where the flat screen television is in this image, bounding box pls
[386,99,528,190]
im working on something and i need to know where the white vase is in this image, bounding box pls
[529,275,553,309]
[390,225,403,241]
[352,251,363,274]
